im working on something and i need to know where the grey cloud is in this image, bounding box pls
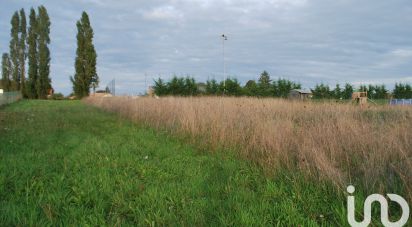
[1,0,412,95]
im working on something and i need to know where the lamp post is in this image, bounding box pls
[222,34,227,94]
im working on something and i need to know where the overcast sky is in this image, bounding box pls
[1,0,412,95]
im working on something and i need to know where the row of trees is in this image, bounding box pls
[153,71,302,97]
[1,6,52,99]
[312,83,412,99]
[311,83,389,99]
[393,83,412,99]
[1,8,98,99]
[154,77,198,96]
[154,71,412,99]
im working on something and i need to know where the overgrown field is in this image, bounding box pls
[1,100,351,226]
[86,96,412,204]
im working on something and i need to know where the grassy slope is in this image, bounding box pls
[0,100,347,226]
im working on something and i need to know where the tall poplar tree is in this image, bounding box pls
[27,8,38,98]
[71,11,98,98]
[2,53,12,91]
[9,11,20,90]
[19,9,27,97]
[37,6,51,99]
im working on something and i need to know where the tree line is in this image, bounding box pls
[153,71,302,97]
[1,6,51,99]
[154,71,412,99]
[311,83,388,99]
[1,7,98,99]
[312,83,412,99]
[392,83,412,99]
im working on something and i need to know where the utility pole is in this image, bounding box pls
[222,34,227,94]
[113,78,116,96]
[144,73,147,95]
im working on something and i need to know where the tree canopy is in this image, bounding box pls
[71,12,98,98]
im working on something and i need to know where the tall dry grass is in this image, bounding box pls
[85,96,412,198]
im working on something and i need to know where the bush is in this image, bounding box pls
[49,93,65,100]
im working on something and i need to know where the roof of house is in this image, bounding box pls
[291,89,312,94]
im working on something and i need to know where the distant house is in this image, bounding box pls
[197,83,207,93]
[47,88,54,99]
[92,91,113,98]
[95,90,107,94]
[288,89,313,100]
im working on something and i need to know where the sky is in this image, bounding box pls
[1,0,412,95]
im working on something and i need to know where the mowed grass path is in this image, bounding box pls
[0,101,346,226]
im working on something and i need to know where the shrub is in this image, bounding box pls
[50,93,65,100]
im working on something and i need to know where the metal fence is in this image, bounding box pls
[0,91,22,106]
[389,99,412,106]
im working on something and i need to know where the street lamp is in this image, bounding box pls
[222,34,227,94]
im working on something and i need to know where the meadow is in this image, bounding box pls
[86,96,412,204]
[0,100,348,226]
[1,98,410,225]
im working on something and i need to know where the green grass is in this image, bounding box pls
[0,100,349,226]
